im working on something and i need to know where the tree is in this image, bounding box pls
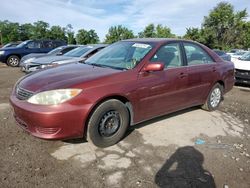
[32,21,49,39]
[18,23,34,41]
[138,24,155,38]
[138,24,175,38]
[46,25,67,41]
[65,24,76,44]
[202,2,248,49]
[105,25,134,44]
[183,27,202,41]
[0,20,20,43]
[87,29,99,44]
[76,29,99,44]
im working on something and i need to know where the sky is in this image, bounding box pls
[0,0,250,41]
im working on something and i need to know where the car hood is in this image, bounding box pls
[32,56,79,65]
[233,59,250,71]
[0,46,21,51]
[18,63,121,92]
[21,53,49,62]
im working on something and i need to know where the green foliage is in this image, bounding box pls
[105,25,134,44]
[138,24,175,38]
[76,29,99,44]
[46,26,67,41]
[183,2,250,50]
[0,20,78,45]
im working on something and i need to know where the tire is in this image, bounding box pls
[202,83,223,111]
[7,55,20,67]
[87,99,129,148]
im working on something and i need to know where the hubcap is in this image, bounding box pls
[210,88,221,108]
[98,111,120,137]
[9,57,19,66]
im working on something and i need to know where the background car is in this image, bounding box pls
[20,45,80,67]
[0,39,66,67]
[230,51,248,60]
[10,39,234,147]
[21,44,107,73]
[227,49,244,56]
[213,49,231,61]
[1,42,22,48]
[232,51,250,84]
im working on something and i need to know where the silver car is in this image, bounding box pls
[21,44,107,73]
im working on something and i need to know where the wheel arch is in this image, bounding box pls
[7,54,21,60]
[83,95,134,138]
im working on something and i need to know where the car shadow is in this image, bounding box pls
[235,83,250,89]
[64,107,200,144]
[155,146,216,188]
[125,106,200,138]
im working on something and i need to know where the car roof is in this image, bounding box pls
[122,38,195,43]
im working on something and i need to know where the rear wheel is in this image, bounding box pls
[87,99,129,147]
[7,55,20,67]
[202,83,223,111]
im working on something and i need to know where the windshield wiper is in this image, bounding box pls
[86,63,127,70]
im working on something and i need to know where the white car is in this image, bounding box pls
[231,51,248,60]
[232,52,250,84]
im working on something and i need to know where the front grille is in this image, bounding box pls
[36,127,60,135]
[235,69,250,76]
[16,86,34,100]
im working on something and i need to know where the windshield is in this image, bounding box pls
[214,50,224,56]
[85,42,153,70]
[64,46,92,57]
[16,41,30,48]
[234,51,246,56]
[240,52,250,61]
[48,47,64,55]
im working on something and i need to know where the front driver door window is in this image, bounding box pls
[151,43,183,68]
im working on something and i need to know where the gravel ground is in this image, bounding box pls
[0,65,249,188]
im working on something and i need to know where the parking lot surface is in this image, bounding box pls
[0,65,249,188]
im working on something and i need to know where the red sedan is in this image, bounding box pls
[10,39,235,147]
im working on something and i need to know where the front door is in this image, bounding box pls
[136,42,189,122]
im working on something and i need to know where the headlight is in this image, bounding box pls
[0,51,5,55]
[27,89,82,105]
[24,57,35,64]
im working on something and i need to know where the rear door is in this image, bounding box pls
[41,41,53,53]
[182,42,218,105]
[137,42,189,121]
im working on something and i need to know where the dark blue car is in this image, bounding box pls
[0,39,66,67]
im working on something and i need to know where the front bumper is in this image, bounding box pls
[20,63,41,73]
[235,69,250,84]
[10,93,91,140]
[0,55,7,63]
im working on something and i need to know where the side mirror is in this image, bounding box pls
[79,57,87,63]
[56,52,63,56]
[143,62,164,72]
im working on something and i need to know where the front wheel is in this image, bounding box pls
[7,55,20,67]
[87,99,129,148]
[202,83,223,111]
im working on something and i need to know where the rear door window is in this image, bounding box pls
[184,43,214,65]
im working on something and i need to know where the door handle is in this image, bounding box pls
[212,67,217,72]
[179,72,187,79]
